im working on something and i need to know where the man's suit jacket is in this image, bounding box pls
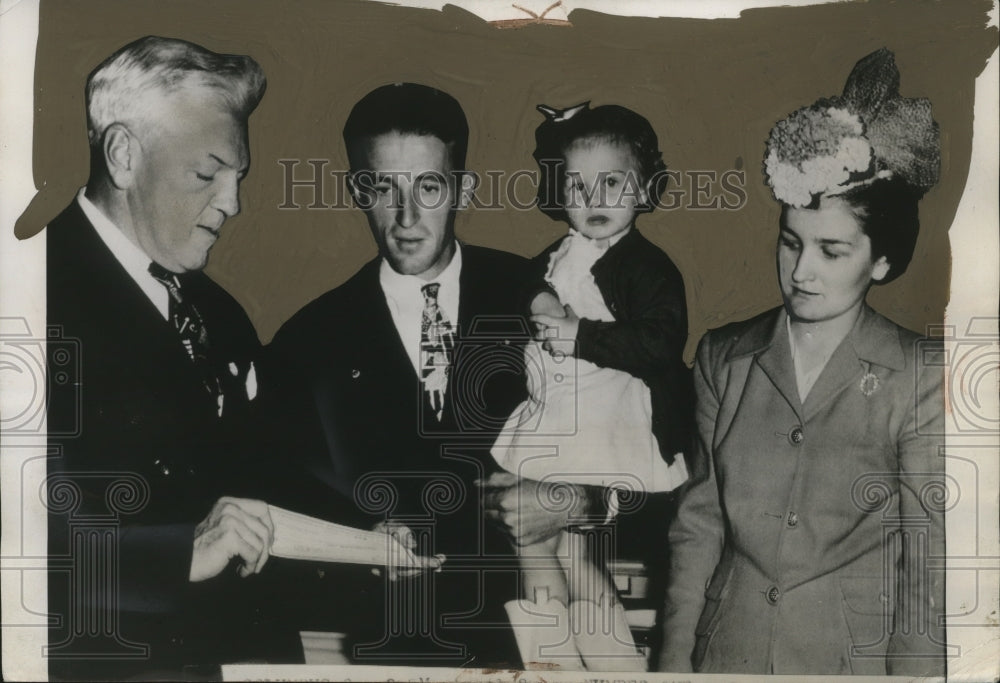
[45,201,304,679]
[267,244,530,667]
[660,305,945,676]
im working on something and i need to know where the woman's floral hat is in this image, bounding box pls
[764,48,940,207]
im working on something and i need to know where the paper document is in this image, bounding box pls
[268,505,424,567]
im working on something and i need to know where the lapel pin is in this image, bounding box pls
[860,372,880,397]
[245,361,257,400]
[351,369,361,379]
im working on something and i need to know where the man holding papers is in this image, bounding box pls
[42,36,434,680]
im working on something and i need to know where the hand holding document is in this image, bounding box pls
[267,505,444,570]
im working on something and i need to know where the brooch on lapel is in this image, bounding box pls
[860,371,880,397]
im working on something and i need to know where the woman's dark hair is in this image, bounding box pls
[533,104,668,221]
[780,176,924,285]
[841,176,924,284]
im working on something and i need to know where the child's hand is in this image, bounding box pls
[529,291,565,318]
[531,304,580,358]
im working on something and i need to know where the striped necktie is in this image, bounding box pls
[148,263,224,413]
[419,282,455,421]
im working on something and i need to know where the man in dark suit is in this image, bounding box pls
[269,83,569,667]
[269,83,626,669]
[44,36,318,679]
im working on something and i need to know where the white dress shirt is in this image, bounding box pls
[379,242,462,374]
[76,187,169,320]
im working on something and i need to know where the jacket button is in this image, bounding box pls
[154,459,170,476]
[765,586,780,605]
[787,511,799,527]
[789,427,804,445]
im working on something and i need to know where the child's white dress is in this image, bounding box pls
[491,230,688,495]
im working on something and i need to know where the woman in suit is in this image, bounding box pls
[658,48,946,676]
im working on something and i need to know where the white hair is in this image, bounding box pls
[86,35,266,150]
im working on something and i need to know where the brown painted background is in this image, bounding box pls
[16,0,998,361]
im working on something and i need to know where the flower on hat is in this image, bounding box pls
[764,102,874,207]
[764,48,940,207]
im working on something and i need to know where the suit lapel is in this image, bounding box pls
[801,305,904,421]
[800,339,865,421]
[753,310,804,420]
[56,204,227,416]
[362,263,427,424]
[456,245,476,338]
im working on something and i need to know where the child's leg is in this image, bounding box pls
[518,532,569,605]
[561,530,648,672]
[504,532,583,669]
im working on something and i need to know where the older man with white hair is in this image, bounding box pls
[43,36,318,679]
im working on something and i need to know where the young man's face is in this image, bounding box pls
[125,88,249,272]
[350,132,466,281]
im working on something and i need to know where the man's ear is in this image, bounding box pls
[455,170,477,210]
[347,170,375,211]
[346,171,359,205]
[103,123,136,190]
[872,255,890,282]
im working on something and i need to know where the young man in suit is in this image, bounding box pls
[269,83,619,667]
[44,36,332,679]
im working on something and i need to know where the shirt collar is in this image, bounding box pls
[728,303,905,371]
[379,240,463,300]
[76,187,170,319]
[568,226,631,250]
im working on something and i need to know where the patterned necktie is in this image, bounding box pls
[148,263,224,412]
[419,282,455,421]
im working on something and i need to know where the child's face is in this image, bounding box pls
[562,137,647,241]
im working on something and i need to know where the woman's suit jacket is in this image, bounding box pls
[659,304,945,676]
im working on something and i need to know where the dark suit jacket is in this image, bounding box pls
[660,305,945,676]
[45,201,307,679]
[266,244,530,667]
